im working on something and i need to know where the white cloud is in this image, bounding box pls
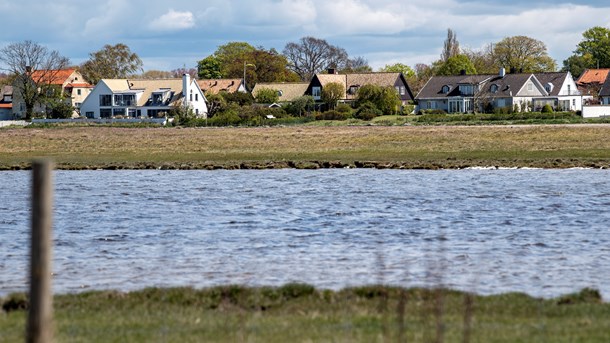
[149,9,196,31]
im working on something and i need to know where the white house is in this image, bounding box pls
[79,74,207,119]
[416,69,583,113]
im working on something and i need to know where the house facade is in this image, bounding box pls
[79,74,207,119]
[11,68,92,118]
[305,70,414,105]
[0,85,13,120]
[576,68,610,100]
[416,69,582,113]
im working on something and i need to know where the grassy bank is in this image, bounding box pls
[1,125,610,169]
[1,286,608,342]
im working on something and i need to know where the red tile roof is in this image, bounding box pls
[576,69,610,85]
[0,103,12,109]
[29,69,77,85]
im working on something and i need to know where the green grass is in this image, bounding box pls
[1,286,608,342]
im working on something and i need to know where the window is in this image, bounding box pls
[100,108,112,118]
[77,89,81,96]
[85,111,94,118]
[99,94,112,106]
[567,85,571,95]
[490,84,498,93]
[195,94,198,101]
[572,99,576,107]
[128,109,137,117]
[400,86,405,95]
[114,94,135,106]
[348,86,359,95]
[545,83,554,93]
[441,85,450,94]
[113,108,125,116]
[312,86,321,98]
[458,85,473,95]
[190,94,193,101]
[74,102,81,108]
[527,83,533,91]
[152,93,164,105]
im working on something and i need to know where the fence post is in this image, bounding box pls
[27,160,54,343]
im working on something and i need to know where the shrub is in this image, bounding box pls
[335,103,353,114]
[541,104,554,113]
[254,88,279,104]
[354,101,382,120]
[314,110,350,121]
[208,110,241,126]
[221,91,254,106]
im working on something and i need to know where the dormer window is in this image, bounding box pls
[545,83,554,93]
[277,90,283,97]
[348,85,360,95]
[490,84,499,93]
[441,85,451,94]
[152,89,171,105]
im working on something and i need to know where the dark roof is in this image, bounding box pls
[534,72,568,96]
[599,73,610,97]
[416,74,494,99]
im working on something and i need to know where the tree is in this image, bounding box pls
[441,28,460,62]
[436,54,477,75]
[355,84,400,115]
[254,88,279,104]
[171,67,197,79]
[0,40,70,119]
[288,95,315,116]
[463,43,498,74]
[379,63,416,78]
[140,70,173,79]
[562,53,596,79]
[493,36,556,72]
[575,26,610,68]
[283,36,351,81]
[80,43,143,84]
[341,56,372,73]
[197,55,223,79]
[321,82,344,110]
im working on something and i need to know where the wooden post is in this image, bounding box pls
[27,160,54,343]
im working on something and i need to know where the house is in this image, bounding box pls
[576,68,610,100]
[0,85,13,120]
[197,79,246,95]
[79,74,207,119]
[251,82,309,102]
[305,70,414,105]
[581,72,610,118]
[11,68,92,118]
[598,73,610,105]
[416,69,582,113]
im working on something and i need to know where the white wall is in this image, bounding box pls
[582,106,610,118]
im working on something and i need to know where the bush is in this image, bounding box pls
[207,110,242,126]
[336,103,353,114]
[541,104,554,113]
[354,102,382,120]
[314,110,351,121]
[417,109,447,115]
[221,91,254,106]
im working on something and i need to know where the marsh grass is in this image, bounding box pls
[1,286,608,342]
[1,125,610,170]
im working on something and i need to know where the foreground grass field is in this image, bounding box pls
[1,286,608,342]
[1,124,610,169]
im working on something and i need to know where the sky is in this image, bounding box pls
[1,0,610,73]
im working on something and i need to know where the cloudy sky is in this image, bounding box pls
[1,0,610,72]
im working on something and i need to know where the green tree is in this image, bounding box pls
[321,82,344,110]
[493,36,556,72]
[463,44,498,74]
[0,40,70,120]
[562,53,596,79]
[575,26,610,68]
[197,55,223,79]
[436,54,477,76]
[379,63,416,78]
[254,88,279,104]
[355,84,400,115]
[205,93,228,118]
[288,95,315,116]
[47,97,74,119]
[80,43,143,84]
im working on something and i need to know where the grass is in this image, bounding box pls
[1,125,610,170]
[1,286,608,342]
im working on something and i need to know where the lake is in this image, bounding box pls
[1,169,609,299]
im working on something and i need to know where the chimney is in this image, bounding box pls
[182,73,190,106]
[460,69,466,75]
[327,68,337,75]
[510,67,517,74]
[499,68,506,77]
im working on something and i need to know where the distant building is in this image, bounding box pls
[251,82,310,103]
[0,85,13,120]
[197,79,246,95]
[79,74,207,119]
[11,68,92,118]
[576,69,610,101]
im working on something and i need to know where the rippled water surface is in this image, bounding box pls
[1,169,609,299]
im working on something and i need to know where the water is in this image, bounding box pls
[1,169,609,299]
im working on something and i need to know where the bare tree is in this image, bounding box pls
[0,40,70,119]
[283,36,351,81]
[493,36,556,72]
[441,29,460,62]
